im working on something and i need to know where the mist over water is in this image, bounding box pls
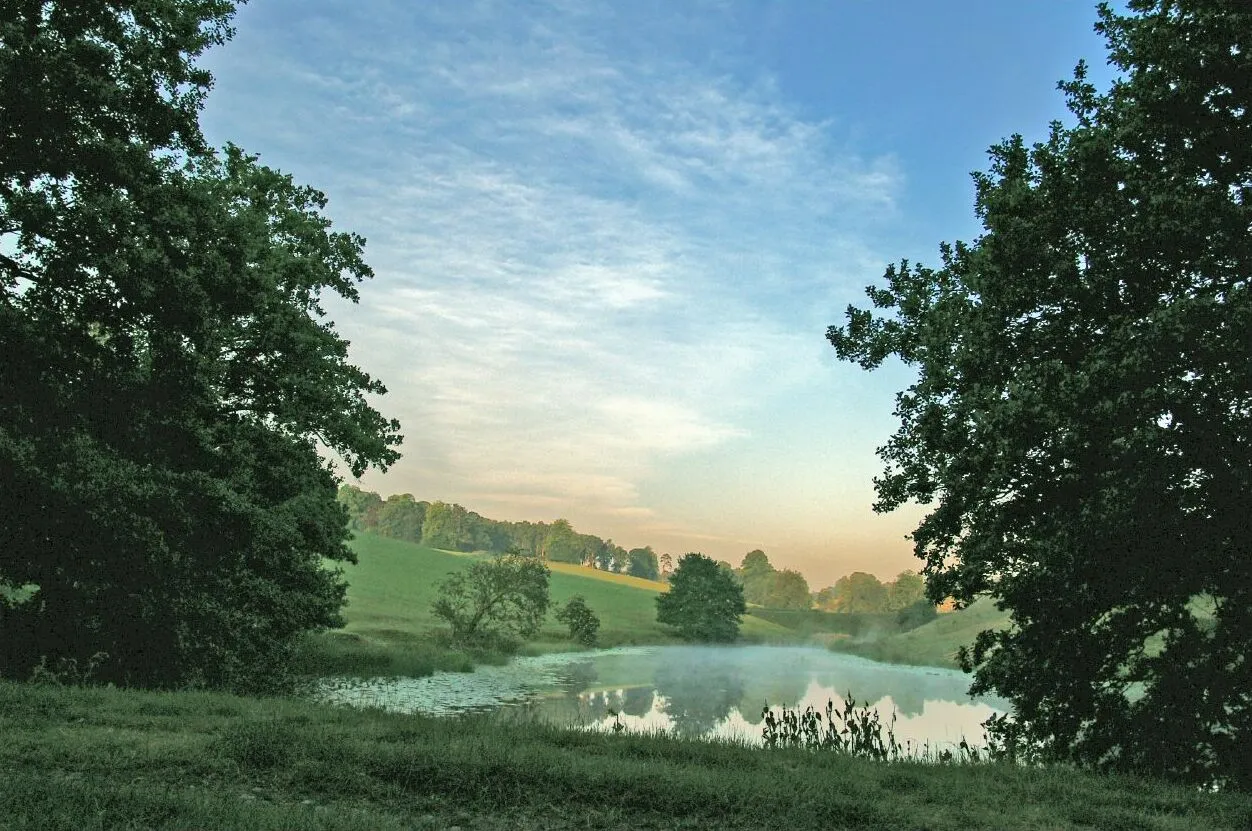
[314,645,1008,749]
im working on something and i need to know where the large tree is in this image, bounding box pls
[0,1,401,691]
[823,572,888,614]
[656,553,747,642]
[765,569,812,610]
[543,518,583,563]
[431,550,551,648]
[829,1,1251,787]
[738,549,775,606]
[886,571,926,612]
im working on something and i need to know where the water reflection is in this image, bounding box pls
[312,645,1008,749]
[655,649,745,739]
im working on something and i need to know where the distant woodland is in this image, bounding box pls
[338,486,927,614]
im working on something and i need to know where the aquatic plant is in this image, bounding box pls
[761,693,901,761]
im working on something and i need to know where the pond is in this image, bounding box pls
[311,645,1009,750]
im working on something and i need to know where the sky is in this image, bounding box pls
[198,0,1119,588]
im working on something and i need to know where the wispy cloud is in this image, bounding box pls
[202,0,903,549]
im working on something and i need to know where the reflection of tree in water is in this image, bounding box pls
[737,673,810,725]
[654,649,745,739]
[810,662,978,718]
[555,659,599,696]
[582,688,623,722]
[620,685,654,718]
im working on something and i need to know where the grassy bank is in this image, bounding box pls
[824,599,1011,669]
[299,533,796,678]
[3,680,1248,831]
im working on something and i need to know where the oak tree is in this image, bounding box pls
[829,1,1252,787]
[0,1,401,691]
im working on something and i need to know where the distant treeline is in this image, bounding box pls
[338,486,930,615]
[337,485,664,580]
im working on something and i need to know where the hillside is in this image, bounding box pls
[825,598,1012,669]
[308,532,792,674]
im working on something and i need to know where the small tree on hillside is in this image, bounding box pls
[555,595,600,647]
[431,549,550,648]
[656,553,747,642]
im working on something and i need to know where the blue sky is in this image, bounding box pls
[199,0,1117,587]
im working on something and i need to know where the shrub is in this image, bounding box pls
[555,596,600,646]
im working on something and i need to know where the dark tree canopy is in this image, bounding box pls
[656,553,747,642]
[829,1,1251,788]
[555,595,600,647]
[626,546,660,581]
[0,1,401,691]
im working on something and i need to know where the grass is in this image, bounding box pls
[824,598,1012,668]
[300,532,794,677]
[2,679,1248,830]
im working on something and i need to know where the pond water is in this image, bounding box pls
[311,645,1009,750]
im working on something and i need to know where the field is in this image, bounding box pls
[824,599,1012,668]
[299,532,794,676]
[4,679,1249,831]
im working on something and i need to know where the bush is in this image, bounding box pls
[555,596,600,646]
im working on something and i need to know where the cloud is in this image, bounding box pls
[202,0,904,541]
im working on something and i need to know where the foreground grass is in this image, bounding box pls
[825,599,1011,669]
[2,680,1248,831]
[308,533,794,678]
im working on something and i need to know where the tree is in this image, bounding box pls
[373,494,426,543]
[431,550,550,648]
[543,518,583,563]
[593,539,624,572]
[337,485,384,531]
[421,502,475,551]
[766,569,812,610]
[659,552,674,579]
[655,553,746,642]
[737,549,775,605]
[886,571,926,612]
[626,546,660,580]
[0,1,401,692]
[825,573,888,614]
[828,2,1252,788]
[555,595,600,647]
